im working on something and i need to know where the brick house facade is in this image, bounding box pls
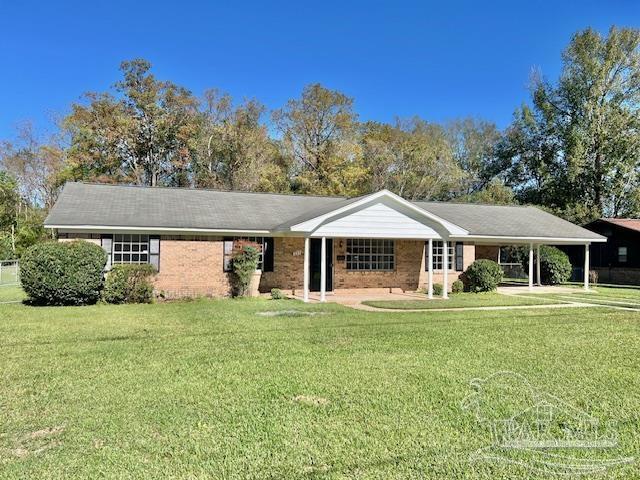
[47,183,606,300]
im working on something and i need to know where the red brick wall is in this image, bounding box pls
[153,235,233,299]
[60,233,480,296]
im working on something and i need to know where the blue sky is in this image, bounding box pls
[1,0,638,140]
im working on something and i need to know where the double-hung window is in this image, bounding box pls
[346,239,395,271]
[101,234,160,270]
[426,241,463,271]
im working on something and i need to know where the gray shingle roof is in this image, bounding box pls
[45,182,604,241]
[413,201,604,240]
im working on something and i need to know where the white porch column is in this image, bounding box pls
[427,238,433,299]
[584,243,590,291]
[303,237,310,302]
[320,237,326,302]
[442,239,449,299]
[528,243,534,292]
[536,244,541,286]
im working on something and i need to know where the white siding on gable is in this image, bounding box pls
[311,202,443,239]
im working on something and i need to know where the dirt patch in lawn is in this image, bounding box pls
[257,310,330,317]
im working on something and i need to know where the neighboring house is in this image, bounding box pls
[583,218,640,285]
[44,183,605,300]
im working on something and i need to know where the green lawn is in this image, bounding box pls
[526,286,640,310]
[362,292,565,310]
[1,298,639,478]
[0,285,26,303]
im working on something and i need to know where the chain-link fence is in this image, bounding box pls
[0,260,19,286]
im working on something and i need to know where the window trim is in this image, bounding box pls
[346,238,395,271]
[111,234,150,265]
[618,246,628,263]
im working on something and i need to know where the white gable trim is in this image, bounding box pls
[289,190,468,236]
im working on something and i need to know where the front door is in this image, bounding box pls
[310,238,333,292]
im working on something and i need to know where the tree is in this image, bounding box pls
[0,171,19,231]
[193,90,289,192]
[360,118,465,200]
[0,122,63,209]
[63,59,202,187]
[498,27,640,222]
[273,84,359,193]
[446,118,501,195]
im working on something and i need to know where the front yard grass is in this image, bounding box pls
[362,292,565,310]
[1,298,639,478]
[0,285,26,303]
[525,286,640,310]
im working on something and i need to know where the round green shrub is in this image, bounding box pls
[432,283,444,296]
[451,279,464,294]
[103,264,156,304]
[270,288,285,300]
[20,240,107,305]
[465,259,503,292]
[540,246,572,285]
[521,245,572,285]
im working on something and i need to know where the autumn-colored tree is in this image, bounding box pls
[193,90,289,192]
[62,59,202,187]
[0,122,63,209]
[273,84,361,194]
[360,119,465,200]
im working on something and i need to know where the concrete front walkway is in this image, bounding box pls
[291,290,427,307]
[289,287,593,312]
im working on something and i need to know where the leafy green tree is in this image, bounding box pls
[0,171,19,231]
[498,27,640,222]
[446,118,501,195]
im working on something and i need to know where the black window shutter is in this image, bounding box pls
[263,238,274,272]
[149,235,161,271]
[424,241,429,271]
[101,234,113,270]
[455,242,464,271]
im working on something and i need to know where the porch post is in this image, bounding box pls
[427,238,433,299]
[584,243,590,291]
[536,244,541,286]
[320,236,326,302]
[442,239,449,299]
[303,237,310,302]
[528,243,534,291]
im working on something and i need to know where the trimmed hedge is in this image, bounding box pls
[103,264,156,304]
[432,283,443,296]
[20,241,107,305]
[465,259,503,292]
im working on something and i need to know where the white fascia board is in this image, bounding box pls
[48,225,271,236]
[289,189,468,236]
[451,234,607,245]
